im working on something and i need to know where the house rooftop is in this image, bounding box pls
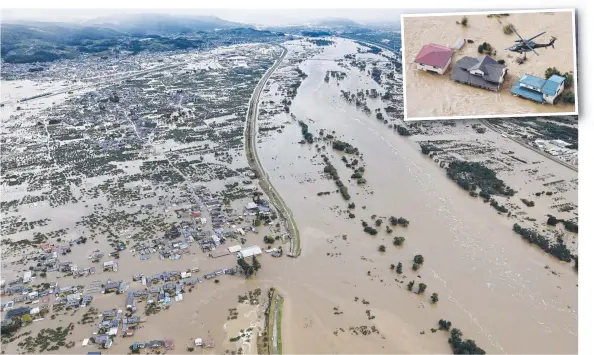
[511,83,545,103]
[542,75,565,96]
[414,43,454,69]
[518,74,565,96]
[548,74,566,84]
[467,56,506,83]
[519,74,547,89]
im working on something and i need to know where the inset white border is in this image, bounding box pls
[400,8,579,121]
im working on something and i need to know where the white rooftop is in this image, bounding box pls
[238,245,263,258]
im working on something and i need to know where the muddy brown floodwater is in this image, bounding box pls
[255,39,577,354]
[0,39,577,355]
[402,11,577,119]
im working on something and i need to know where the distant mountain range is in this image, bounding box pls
[0,14,281,64]
[82,13,247,35]
[313,17,362,28]
[1,14,398,64]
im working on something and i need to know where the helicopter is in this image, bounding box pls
[505,26,557,59]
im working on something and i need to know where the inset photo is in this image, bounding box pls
[401,9,578,120]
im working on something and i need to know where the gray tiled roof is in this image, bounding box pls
[468,56,506,83]
[450,56,507,91]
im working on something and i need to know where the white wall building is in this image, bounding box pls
[237,245,262,259]
[414,43,455,75]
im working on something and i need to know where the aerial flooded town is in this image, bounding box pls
[1,9,578,355]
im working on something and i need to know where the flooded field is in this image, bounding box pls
[402,11,577,119]
[1,36,578,355]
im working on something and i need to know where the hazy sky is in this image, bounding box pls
[1,8,413,26]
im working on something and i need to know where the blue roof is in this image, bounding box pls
[542,75,565,96]
[511,82,544,103]
[542,80,559,96]
[519,74,546,88]
[548,74,566,84]
[517,73,564,97]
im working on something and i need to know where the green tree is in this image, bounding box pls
[431,293,439,303]
[412,263,420,271]
[413,254,424,265]
[393,236,405,246]
[264,236,275,244]
[451,328,462,338]
[390,264,396,270]
[407,281,415,291]
[438,319,452,331]
[375,219,383,227]
[547,216,558,226]
[561,90,575,104]
[503,24,515,35]
[448,327,486,354]
[252,256,261,274]
[563,72,574,87]
[545,67,561,79]
[396,262,403,274]
[1,318,23,337]
[461,16,468,26]
[378,245,386,253]
[417,283,427,294]
[237,258,254,278]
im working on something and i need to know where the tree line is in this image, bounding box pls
[512,223,574,262]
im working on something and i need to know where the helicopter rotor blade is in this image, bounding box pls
[526,43,539,56]
[511,26,525,41]
[510,26,540,56]
[524,31,546,43]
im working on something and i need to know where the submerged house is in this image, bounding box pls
[450,55,508,91]
[237,245,262,259]
[413,43,454,75]
[510,74,565,104]
[453,39,466,50]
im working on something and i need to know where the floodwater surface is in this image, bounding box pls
[257,39,578,354]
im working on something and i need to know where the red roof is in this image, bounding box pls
[414,43,454,68]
